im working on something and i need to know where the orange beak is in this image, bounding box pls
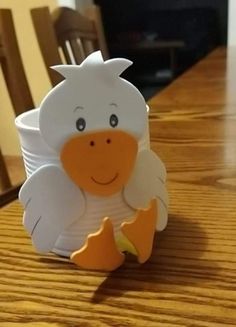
[60,130,138,196]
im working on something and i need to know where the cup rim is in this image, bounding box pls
[15,108,40,132]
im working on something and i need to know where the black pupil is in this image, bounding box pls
[76,118,86,131]
[110,114,118,128]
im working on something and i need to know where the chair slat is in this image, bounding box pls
[0,9,34,116]
[69,39,84,64]
[82,39,95,57]
[0,9,31,202]
[63,40,75,64]
[31,7,64,86]
[0,149,11,191]
[76,38,86,60]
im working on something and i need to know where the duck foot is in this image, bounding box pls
[71,217,125,271]
[121,199,158,263]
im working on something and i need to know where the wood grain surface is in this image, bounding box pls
[1,47,236,326]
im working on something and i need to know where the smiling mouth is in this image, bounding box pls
[91,173,119,185]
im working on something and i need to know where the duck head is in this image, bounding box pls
[39,51,147,196]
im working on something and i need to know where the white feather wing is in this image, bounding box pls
[19,165,85,253]
[124,149,168,231]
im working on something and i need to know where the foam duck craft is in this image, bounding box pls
[19,51,168,271]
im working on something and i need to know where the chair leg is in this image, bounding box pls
[0,183,22,208]
[0,149,11,191]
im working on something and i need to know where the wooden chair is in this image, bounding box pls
[31,5,109,86]
[0,9,34,206]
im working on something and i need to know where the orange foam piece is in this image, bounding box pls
[71,217,125,271]
[121,199,158,264]
[61,130,137,196]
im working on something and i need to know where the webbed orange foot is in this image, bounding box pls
[71,217,125,271]
[121,199,158,263]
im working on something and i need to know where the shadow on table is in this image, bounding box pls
[91,213,221,304]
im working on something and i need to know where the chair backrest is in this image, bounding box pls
[0,9,34,116]
[31,5,109,86]
[0,9,33,205]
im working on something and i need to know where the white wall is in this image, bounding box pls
[228,0,236,46]
[58,0,94,11]
[58,0,76,8]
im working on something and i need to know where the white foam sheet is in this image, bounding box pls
[19,165,86,253]
[124,149,168,231]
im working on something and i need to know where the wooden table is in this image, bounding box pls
[1,47,236,326]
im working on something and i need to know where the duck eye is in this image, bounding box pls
[109,114,118,128]
[76,117,86,131]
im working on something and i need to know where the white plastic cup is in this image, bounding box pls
[15,108,60,178]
